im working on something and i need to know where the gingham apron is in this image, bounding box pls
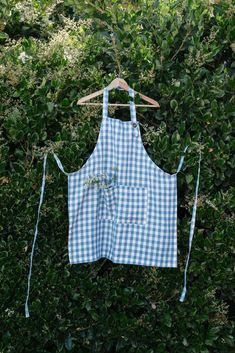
[25,87,202,318]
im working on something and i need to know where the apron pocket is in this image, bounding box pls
[99,186,118,221]
[117,185,148,225]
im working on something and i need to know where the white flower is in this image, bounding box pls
[5,308,15,317]
[18,51,32,63]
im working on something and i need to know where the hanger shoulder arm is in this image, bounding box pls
[77,88,104,104]
[136,91,160,108]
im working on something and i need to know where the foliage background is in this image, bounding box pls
[0,0,234,352]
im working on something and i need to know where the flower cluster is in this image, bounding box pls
[84,167,118,189]
[15,0,64,25]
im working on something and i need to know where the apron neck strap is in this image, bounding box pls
[102,86,137,123]
[128,87,137,123]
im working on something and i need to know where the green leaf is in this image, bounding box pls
[170,99,178,111]
[0,32,9,39]
[47,102,54,112]
[163,313,172,327]
[30,132,39,143]
[54,132,61,141]
[186,174,193,184]
[40,130,47,141]
[85,301,91,311]
[172,130,180,143]
[183,337,189,347]
[61,98,70,107]
[155,59,162,70]
[174,80,181,87]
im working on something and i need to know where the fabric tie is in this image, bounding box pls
[179,147,202,302]
[25,153,48,318]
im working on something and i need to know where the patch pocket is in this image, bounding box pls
[117,185,148,225]
[99,186,118,221]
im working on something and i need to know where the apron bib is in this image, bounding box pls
[25,87,202,317]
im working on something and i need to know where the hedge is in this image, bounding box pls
[0,0,234,352]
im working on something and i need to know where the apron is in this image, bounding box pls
[25,87,202,318]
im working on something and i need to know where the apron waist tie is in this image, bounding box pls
[25,153,48,318]
[25,153,68,318]
[176,145,202,302]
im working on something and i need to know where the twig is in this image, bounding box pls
[171,27,192,62]
[110,32,122,77]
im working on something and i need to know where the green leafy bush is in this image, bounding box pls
[0,0,234,352]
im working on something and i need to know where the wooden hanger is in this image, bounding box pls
[76,78,160,108]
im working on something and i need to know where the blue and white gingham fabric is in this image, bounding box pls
[24,86,202,318]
